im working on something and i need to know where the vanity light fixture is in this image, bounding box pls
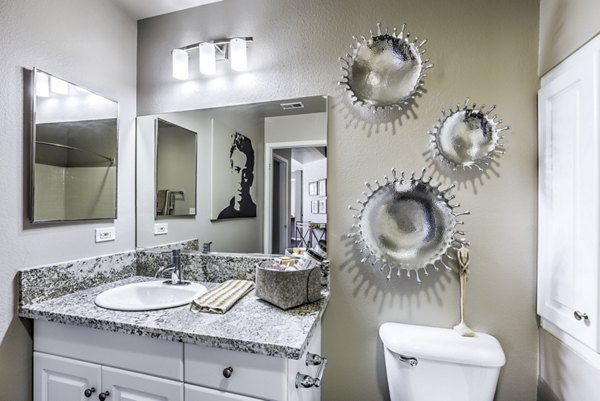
[199,42,216,75]
[171,37,253,79]
[230,38,247,71]
[172,49,189,80]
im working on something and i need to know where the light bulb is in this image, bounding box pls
[230,38,247,71]
[199,42,216,75]
[172,49,189,80]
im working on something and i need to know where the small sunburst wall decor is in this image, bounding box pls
[339,23,433,112]
[429,99,509,171]
[348,169,469,282]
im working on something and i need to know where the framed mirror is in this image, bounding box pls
[136,96,327,255]
[30,68,118,223]
[155,118,197,217]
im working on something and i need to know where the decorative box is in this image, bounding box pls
[255,264,322,310]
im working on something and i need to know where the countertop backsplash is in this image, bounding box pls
[19,239,328,307]
[18,251,137,307]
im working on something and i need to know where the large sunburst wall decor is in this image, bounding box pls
[429,99,510,171]
[348,169,470,282]
[339,23,433,112]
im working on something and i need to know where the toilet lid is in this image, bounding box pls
[379,322,506,367]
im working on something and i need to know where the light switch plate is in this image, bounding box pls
[95,227,116,243]
[154,223,168,235]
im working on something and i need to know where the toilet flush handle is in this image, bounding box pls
[393,351,418,367]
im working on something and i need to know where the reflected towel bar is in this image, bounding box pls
[36,141,115,165]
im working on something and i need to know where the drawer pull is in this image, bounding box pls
[98,391,110,401]
[296,353,327,389]
[574,310,589,321]
[84,387,95,397]
[223,366,234,378]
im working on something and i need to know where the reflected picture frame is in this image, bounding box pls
[311,200,319,214]
[318,179,326,196]
[318,199,327,214]
[309,182,318,196]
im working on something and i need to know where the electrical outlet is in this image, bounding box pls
[154,223,168,235]
[95,227,116,243]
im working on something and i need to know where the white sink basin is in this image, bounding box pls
[95,281,208,311]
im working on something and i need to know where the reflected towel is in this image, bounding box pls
[190,280,254,314]
[157,189,170,215]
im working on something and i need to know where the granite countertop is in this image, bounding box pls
[19,276,328,360]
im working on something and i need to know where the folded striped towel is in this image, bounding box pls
[190,280,254,314]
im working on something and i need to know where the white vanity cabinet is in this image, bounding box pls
[538,33,600,351]
[33,320,322,401]
[35,353,183,401]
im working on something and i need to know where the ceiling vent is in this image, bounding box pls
[280,101,304,111]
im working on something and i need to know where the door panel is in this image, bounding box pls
[102,366,183,401]
[34,352,101,401]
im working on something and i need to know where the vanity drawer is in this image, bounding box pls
[185,383,266,401]
[34,320,183,380]
[184,344,286,401]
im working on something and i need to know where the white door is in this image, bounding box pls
[34,352,101,401]
[538,39,600,350]
[185,384,266,401]
[102,366,183,401]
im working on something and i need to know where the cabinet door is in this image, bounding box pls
[185,384,266,401]
[102,366,183,401]
[34,352,101,401]
[538,39,600,350]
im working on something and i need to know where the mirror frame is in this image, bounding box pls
[30,67,119,224]
[154,117,198,218]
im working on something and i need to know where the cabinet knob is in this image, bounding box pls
[223,366,233,378]
[98,391,110,401]
[574,310,589,321]
[84,387,95,397]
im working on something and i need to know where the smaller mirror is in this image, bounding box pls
[31,68,118,223]
[155,118,197,217]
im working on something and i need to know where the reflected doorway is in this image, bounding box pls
[268,145,327,254]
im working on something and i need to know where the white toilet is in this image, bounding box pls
[379,322,506,401]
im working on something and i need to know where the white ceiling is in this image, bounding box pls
[112,0,222,20]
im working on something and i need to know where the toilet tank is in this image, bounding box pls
[379,322,506,401]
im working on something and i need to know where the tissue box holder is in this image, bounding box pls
[255,265,322,310]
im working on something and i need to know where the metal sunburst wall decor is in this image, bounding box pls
[429,99,509,171]
[339,23,433,112]
[348,169,469,282]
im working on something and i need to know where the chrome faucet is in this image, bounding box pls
[155,249,189,285]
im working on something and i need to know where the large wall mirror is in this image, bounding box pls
[155,118,197,217]
[136,96,327,255]
[31,68,118,223]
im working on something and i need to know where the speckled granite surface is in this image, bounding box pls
[19,276,328,359]
[19,251,136,306]
[137,251,275,283]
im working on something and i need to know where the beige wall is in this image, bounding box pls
[539,0,600,75]
[538,2,600,401]
[137,0,540,399]
[0,1,137,399]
